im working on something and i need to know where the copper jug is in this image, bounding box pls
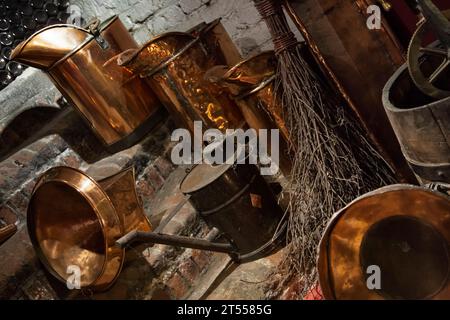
[118,20,245,133]
[11,16,163,151]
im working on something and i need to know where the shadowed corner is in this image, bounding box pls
[0,103,111,164]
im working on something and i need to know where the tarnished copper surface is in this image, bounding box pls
[207,51,292,176]
[318,184,450,300]
[27,166,151,291]
[119,22,244,133]
[11,16,162,148]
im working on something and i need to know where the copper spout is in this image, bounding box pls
[10,25,91,70]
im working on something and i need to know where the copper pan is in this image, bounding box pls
[27,166,151,292]
[319,184,450,300]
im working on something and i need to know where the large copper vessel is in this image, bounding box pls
[11,16,163,150]
[207,51,292,176]
[318,184,450,300]
[28,166,152,291]
[118,21,245,133]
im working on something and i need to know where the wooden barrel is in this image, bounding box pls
[383,63,450,184]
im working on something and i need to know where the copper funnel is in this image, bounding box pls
[27,166,151,291]
[11,16,163,150]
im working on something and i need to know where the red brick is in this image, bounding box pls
[6,191,29,219]
[190,249,213,270]
[165,272,190,299]
[154,156,175,179]
[136,179,155,200]
[177,258,200,282]
[145,166,164,190]
[0,205,18,225]
[0,227,38,298]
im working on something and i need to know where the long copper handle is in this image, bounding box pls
[0,224,17,245]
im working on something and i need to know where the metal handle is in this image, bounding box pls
[0,224,17,245]
[115,230,238,257]
[85,18,110,50]
[377,0,392,11]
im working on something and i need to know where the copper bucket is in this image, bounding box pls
[318,184,450,300]
[118,20,245,133]
[11,16,163,151]
[207,51,292,176]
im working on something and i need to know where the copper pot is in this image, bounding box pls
[27,166,151,291]
[207,51,292,176]
[118,21,245,133]
[11,16,163,151]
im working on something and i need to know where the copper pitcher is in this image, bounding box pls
[118,20,245,133]
[11,16,163,151]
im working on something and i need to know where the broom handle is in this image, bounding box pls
[253,0,299,54]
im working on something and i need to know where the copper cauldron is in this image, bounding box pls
[318,184,450,300]
[118,21,245,133]
[11,16,163,151]
[207,51,292,176]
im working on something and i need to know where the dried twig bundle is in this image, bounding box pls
[253,0,396,297]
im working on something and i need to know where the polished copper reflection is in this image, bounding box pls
[27,166,151,291]
[11,16,162,148]
[207,51,292,175]
[119,21,244,133]
[318,185,450,300]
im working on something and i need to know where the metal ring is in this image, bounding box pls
[234,75,276,100]
[140,37,200,78]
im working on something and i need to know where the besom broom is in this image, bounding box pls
[252,0,396,297]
